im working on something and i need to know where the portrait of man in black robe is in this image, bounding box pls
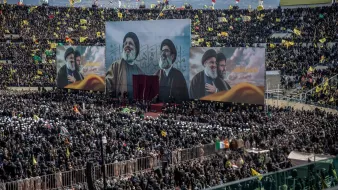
[106,32,144,98]
[74,50,84,81]
[216,52,231,90]
[190,49,228,99]
[56,47,83,88]
[154,39,189,103]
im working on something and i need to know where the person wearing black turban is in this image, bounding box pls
[154,39,189,103]
[57,47,83,88]
[190,49,228,99]
[106,32,144,98]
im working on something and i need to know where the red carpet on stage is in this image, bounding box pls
[144,112,160,118]
[150,103,164,113]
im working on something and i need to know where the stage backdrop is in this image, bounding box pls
[56,46,105,91]
[190,47,265,105]
[105,19,191,102]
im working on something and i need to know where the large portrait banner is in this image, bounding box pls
[56,46,106,91]
[190,47,265,105]
[105,19,191,102]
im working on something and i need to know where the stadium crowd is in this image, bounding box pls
[0,2,338,190]
[0,90,336,189]
[0,4,337,93]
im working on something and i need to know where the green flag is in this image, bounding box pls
[33,55,41,61]
[45,50,53,56]
[319,14,324,19]
[268,111,272,118]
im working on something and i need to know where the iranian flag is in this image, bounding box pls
[236,0,239,3]
[216,141,224,150]
[216,139,230,150]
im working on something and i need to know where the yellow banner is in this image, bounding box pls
[280,0,331,6]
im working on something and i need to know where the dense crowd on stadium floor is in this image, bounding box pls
[0,90,337,189]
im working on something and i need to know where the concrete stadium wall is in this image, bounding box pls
[266,99,338,114]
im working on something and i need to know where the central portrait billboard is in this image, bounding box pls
[105,19,191,102]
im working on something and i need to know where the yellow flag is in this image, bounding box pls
[198,38,204,43]
[208,27,213,32]
[50,43,57,49]
[150,4,155,8]
[221,17,228,22]
[159,12,164,17]
[316,85,322,93]
[319,38,326,43]
[22,20,29,25]
[33,156,37,165]
[276,18,281,22]
[293,28,301,36]
[251,168,262,180]
[221,32,228,37]
[308,66,315,73]
[80,37,88,42]
[257,5,264,11]
[37,70,43,75]
[66,148,70,158]
[320,55,325,63]
[53,32,59,38]
[96,32,101,37]
[33,115,39,120]
[329,97,334,102]
[323,78,329,88]
[161,130,167,137]
[118,12,123,18]
[269,44,276,48]
[80,19,87,25]
[80,26,87,30]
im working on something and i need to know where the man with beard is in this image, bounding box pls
[216,52,231,90]
[154,39,189,103]
[190,49,227,99]
[106,32,144,98]
[74,50,84,81]
[56,47,83,88]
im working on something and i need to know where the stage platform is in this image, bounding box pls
[144,112,161,118]
[150,103,164,113]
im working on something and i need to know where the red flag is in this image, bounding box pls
[49,14,55,19]
[73,105,79,113]
[212,0,216,3]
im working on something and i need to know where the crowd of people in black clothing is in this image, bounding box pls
[0,89,337,190]
[0,1,338,190]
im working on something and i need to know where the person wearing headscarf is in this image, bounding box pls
[190,49,228,99]
[106,32,144,98]
[154,39,189,103]
[56,47,83,88]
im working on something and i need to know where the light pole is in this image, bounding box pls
[101,135,107,190]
